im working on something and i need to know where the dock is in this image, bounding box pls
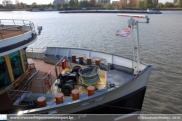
[59,10,162,14]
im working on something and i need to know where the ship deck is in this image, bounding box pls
[0,57,134,113]
[0,30,28,40]
[0,58,55,113]
[26,58,57,93]
[26,58,106,97]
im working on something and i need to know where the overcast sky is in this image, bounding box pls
[0,0,174,5]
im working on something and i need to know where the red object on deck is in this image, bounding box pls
[62,59,66,70]
[47,80,51,89]
[44,73,50,77]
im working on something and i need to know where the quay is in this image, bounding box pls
[59,10,162,14]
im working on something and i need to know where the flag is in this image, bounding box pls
[116,28,130,37]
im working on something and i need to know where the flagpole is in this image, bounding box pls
[117,14,149,74]
[136,21,141,72]
[131,25,136,72]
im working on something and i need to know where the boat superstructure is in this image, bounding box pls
[0,16,152,115]
[19,46,152,114]
[0,19,37,94]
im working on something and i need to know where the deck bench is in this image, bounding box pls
[28,58,36,69]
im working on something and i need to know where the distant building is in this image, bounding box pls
[53,0,68,6]
[174,0,179,5]
[45,6,57,11]
[112,1,119,3]
[98,0,110,3]
[32,8,40,12]
[22,3,27,6]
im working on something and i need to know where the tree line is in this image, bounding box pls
[137,0,182,8]
[1,0,182,9]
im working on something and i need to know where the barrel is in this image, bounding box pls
[87,58,91,65]
[37,96,46,107]
[95,59,100,67]
[72,89,80,100]
[55,93,63,104]
[72,54,76,62]
[79,56,83,64]
[87,86,95,96]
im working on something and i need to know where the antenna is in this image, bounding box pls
[118,14,150,74]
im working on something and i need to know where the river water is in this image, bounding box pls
[1,11,182,114]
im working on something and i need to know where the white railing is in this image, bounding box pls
[26,47,147,70]
[47,47,134,69]
[35,56,66,93]
[0,19,35,40]
[0,19,34,26]
[6,70,39,105]
[26,47,46,53]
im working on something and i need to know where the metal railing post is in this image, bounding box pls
[0,32,3,40]
[32,23,35,29]
[41,79,44,93]
[29,23,32,30]
[18,26,24,34]
[23,20,25,25]
[13,20,15,25]
[50,73,52,85]
[6,89,11,104]
[42,78,46,94]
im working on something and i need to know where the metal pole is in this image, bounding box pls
[0,32,3,40]
[111,54,113,65]
[41,79,44,93]
[23,20,25,25]
[13,20,15,25]
[29,23,32,30]
[136,21,140,71]
[20,26,23,34]
[131,25,135,70]
[42,79,46,94]
[50,73,52,85]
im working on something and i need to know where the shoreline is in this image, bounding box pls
[1,8,182,12]
[59,10,161,14]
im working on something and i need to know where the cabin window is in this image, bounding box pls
[22,49,28,71]
[9,51,23,79]
[0,57,11,89]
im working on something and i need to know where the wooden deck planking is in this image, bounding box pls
[26,58,57,93]
[0,30,28,40]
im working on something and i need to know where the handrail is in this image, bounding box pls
[0,19,32,21]
[0,19,32,26]
[26,47,46,53]
[6,70,39,105]
[0,24,30,30]
[39,56,65,93]
[43,56,65,80]
[28,92,33,106]
[6,90,33,106]
[0,19,35,40]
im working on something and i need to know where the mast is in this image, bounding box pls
[118,14,149,74]
[136,20,140,73]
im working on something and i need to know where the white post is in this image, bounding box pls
[131,25,135,70]
[136,21,140,71]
